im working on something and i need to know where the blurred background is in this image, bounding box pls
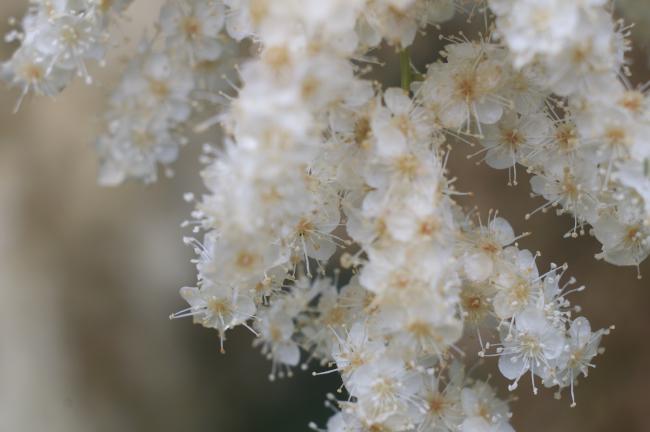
[0,1,649,431]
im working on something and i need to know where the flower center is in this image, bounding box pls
[22,63,44,82]
[295,218,315,237]
[395,154,420,178]
[183,17,202,39]
[235,251,257,269]
[428,394,447,413]
[561,168,579,200]
[263,46,291,70]
[605,127,628,149]
[618,91,643,114]
[419,218,440,236]
[555,124,577,153]
[501,128,523,150]
[99,0,113,12]
[520,334,542,356]
[455,74,477,100]
[149,79,170,98]
[208,298,231,315]
[354,116,371,148]
[480,240,500,255]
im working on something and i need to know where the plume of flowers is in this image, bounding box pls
[7,0,646,430]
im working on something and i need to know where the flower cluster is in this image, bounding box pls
[4,0,643,431]
[481,0,650,270]
[2,0,131,111]
[96,0,234,184]
[170,1,608,430]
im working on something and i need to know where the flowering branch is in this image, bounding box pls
[3,0,643,430]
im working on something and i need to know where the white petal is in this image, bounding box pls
[569,317,592,343]
[461,416,492,432]
[305,237,337,261]
[485,146,516,170]
[384,87,411,115]
[476,101,503,125]
[275,342,300,366]
[515,307,547,334]
[464,252,494,282]
[498,353,528,380]
[490,217,515,246]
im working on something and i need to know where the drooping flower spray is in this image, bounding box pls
[5,1,647,430]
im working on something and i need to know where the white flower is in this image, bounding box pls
[173,283,255,352]
[32,10,106,83]
[332,322,386,391]
[500,67,548,115]
[460,281,496,327]
[160,0,225,63]
[553,317,605,406]
[461,381,511,426]
[490,0,580,68]
[358,245,447,300]
[417,372,464,431]
[492,248,540,319]
[2,47,72,108]
[497,307,565,393]
[528,163,600,233]
[119,51,194,124]
[350,355,420,426]
[283,192,341,264]
[198,235,281,286]
[372,87,434,158]
[614,161,650,217]
[539,10,627,96]
[381,301,464,357]
[525,119,586,167]
[419,43,507,132]
[255,305,301,373]
[356,0,420,48]
[301,280,350,359]
[462,216,516,283]
[95,113,184,185]
[479,110,552,177]
[592,210,650,267]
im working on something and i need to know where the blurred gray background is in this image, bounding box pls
[1,1,649,431]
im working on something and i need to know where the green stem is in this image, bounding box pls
[400,48,412,93]
[645,158,649,177]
